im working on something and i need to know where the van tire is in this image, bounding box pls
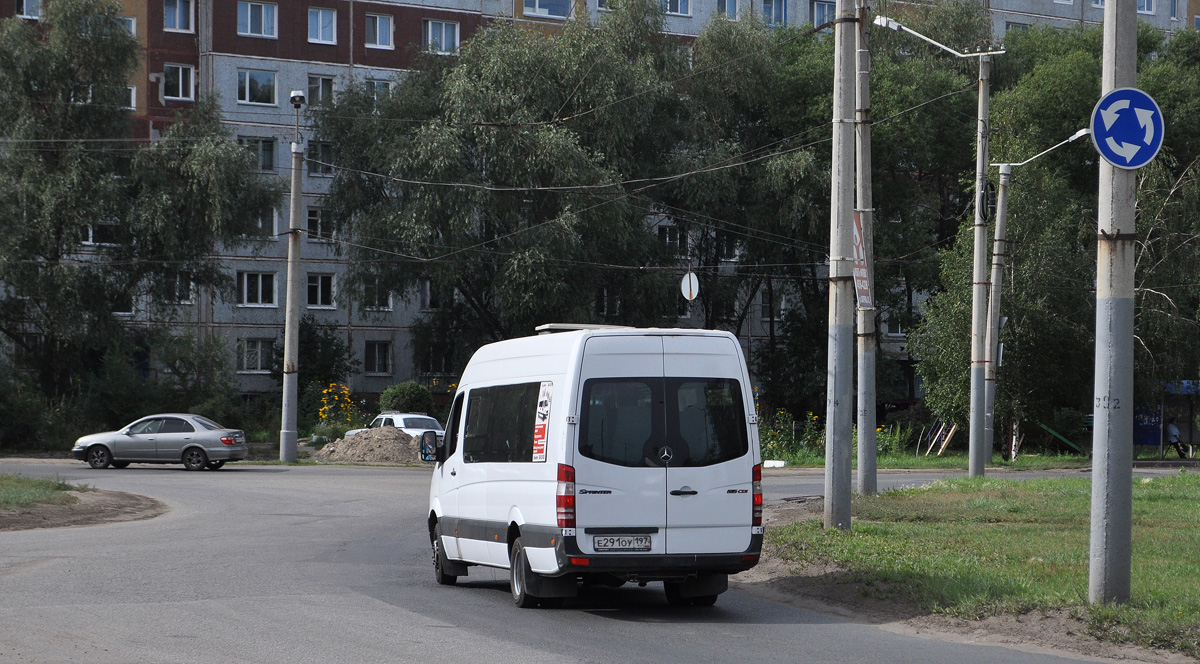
[432,523,458,586]
[509,538,538,608]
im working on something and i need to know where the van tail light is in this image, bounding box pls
[752,463,763,527]
[557,464,576,528]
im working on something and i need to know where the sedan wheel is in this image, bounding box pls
[110,461,131,469]
[182,448,209,471]
[205,460,226,471]
[86,446,112,469]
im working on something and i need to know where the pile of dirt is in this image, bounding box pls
[312,427,429,465]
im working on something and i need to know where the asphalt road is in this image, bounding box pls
[0,459,1152,663]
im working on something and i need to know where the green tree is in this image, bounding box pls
[270,315,360,391]
[0,0,279,406]
[378,381,436,415]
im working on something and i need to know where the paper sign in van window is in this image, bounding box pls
[533,381,552,462]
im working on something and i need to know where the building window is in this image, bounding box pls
[419,279,440,311]
[1195,14,1199,28]
[760,287,785,322]
[663,0,689,15]
[307,273,334,308]
[423,20,459,54]
[367,79,390,102]
[111,292,135,316]
[677,295,691,318]
[595,288,620,319]
[1170,0,1178,18]
[237,1,276,37]
[307,142,333,175]
[17,0,40,18]
[239,136,275,171]
[1137,0,1153,12]
[124,86,136,110]
[716,232,737,260]
[308,75,334,104]
[763,0,785,25]
[365,341,391,374]
[118,16,135,34]
[524,0,570,18]
[1093,0,1103,6]
[882,318,904,337]
[165,274,194,304]
[82,222,120,246]
[237,338,273,372]
[237,271,275,306]
[365,13,393,48]
[1005,21,1029,31]
[364,277,391,310]
[659,225,688,257]
[308,7,336,43]
[811,0,833,27]
[307,207,333,241]
[598,0,609,10]
[250,208,275,237]
[717,0,736,18]
[1054,0,1072,4]
[163,64,194,100]
[164,0,192,32]
[238,69,276,105]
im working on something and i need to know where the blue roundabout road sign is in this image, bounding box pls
[1089,87,1164,170]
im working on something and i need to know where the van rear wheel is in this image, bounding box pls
[509,538,539,608]
[432,523,457,586]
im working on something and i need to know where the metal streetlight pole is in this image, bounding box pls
[280,90,306,464]
[985,128,1091,456]
[873,16,1003,477]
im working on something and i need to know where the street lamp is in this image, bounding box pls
[985,127,1091,459]
[873,15,1005,477]
[280,90,306,463]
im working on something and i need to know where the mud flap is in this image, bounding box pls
[525,570,578,599]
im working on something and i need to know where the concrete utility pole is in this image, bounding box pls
[985,128,1090,453]
[855,0,877,496]
[280,91,307,464]
[967,53,993,478]
[1090,0,1138,606]
[825,0,856,531]
[871,17,1003,477]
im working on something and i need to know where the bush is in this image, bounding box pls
[378,381,435,415]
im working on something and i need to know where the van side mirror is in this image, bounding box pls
[420,430,442,463]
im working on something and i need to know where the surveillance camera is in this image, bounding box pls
[289,91,306,108]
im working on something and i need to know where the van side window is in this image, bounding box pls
[444,393,464,458]
[463,382,540,463]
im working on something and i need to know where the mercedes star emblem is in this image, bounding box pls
[658,446,674,463]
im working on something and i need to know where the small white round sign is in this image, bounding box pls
[680,272,699,301]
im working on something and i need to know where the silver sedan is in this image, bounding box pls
[71,413,247,471]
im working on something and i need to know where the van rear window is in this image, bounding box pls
[579,378,748,467]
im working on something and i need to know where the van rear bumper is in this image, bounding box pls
[553,534,762,578]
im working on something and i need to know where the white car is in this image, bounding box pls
[346,412,444,439]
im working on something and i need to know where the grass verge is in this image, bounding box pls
[0,473,84,510]
[768,472,1200,657]
[770,450,1093,470]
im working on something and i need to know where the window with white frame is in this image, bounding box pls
[1170,0,1177,18]
[882,317,904,336]
[419,279,440,311]
[236,271,275,306]
[164,274,193,304]
[111,292,135,316]
[365,13,393,48]
[812,0,833,27]
[717,0,736,18]
[1092,0,1103,5]
[163,64,194,100]
[125,86,136,110]
[82,222,120,246]
[364,341,391,374]
[1054,0,1071,4]
[716,232,737,260]
[238,1,276,37]
[307,273,334,308]
[308,75,334,105]
[1137,0,1152,12]
[17,0,40,18]
[164,0,192,31]
[364,277,391,310]
[309,7,336,43]
[524,0,570,18]
[663,0,689,15]
[1005,21,1029,31]
[760,287,785,322]
[423,20,459,54]
[249,207,275,237]
[238,69,276,105]
[307,207,333,241]
[763,0,785,25]
[239,136,275,171]
[118,16,135,35]
[367,79,390,101]
[659,225,688,257]
[237,338,273,372]
[307,142,333,175]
